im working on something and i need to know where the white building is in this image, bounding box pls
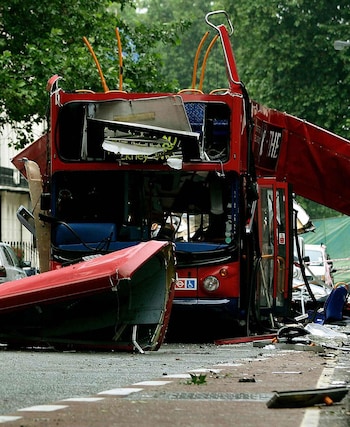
[0,122,45,267]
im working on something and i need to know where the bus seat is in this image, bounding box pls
[324,285,348,323]
[176,242,227,252]
[309,285,349,324]
[53,222,117,246]
[184,102,205,135]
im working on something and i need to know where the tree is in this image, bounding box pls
[128,1,228,92]
[0,0,182,147]
[224,1,350,139]
[295,195,340,219]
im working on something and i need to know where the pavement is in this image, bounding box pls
[1,337,349,427]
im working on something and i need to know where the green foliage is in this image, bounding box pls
[1,0,113,144]
[187,373,207,385]
[0,0,181,147]
[123,1,228,92]
[295,196,342,219]
[224,0,350,139]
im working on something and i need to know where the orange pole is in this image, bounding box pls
[115,28,124,91]
[199,34,219,91]
[82,36,109,92]
[191,32,210,89]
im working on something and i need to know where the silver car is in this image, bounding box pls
[0,243,27,283]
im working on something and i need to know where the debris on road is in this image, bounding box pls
[267,386,349,408]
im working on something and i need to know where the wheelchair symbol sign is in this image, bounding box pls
[186,279,196,289]
[175,278,197,290]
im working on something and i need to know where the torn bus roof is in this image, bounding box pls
[252,105,350,215]
[0,241,175,352]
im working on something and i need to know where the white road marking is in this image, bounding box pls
[132,380,172,386]
[18,404,68,412]
[188,368,222,373]
[0,416,23,423]
[98,387,143,396]
[215,363,243,367]
[300,408,320,427]
[300,360,336,427]
[61,397,105,402]
[163,373,192,378]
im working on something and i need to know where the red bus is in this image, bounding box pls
[15,11,294,339]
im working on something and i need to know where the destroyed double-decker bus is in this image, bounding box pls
[13,11,350,341]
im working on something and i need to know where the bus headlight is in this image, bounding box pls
[203,275,220,292]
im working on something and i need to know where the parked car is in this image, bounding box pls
[304,244,334,286]
[0,242,27,284]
